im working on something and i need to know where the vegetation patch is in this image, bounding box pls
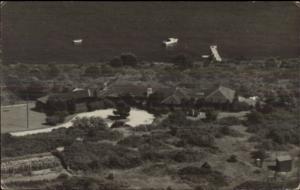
[178,165,228,187]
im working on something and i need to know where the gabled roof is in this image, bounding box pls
[70,89,91,99]
[36,89,92,104]
[37,95,49,104]
[99,81,174,98]
[205,86,236,103]
[161,95,182,105]
[276,155,292,162]
[161,87,193,105]
[173,88,192,99]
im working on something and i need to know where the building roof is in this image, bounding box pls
[70,89,91,99]
[276,155,292,162]
[205,86,236,103]
[161,87,193,105]
[161,95,182,105]
[36,89,92,104]
[99,81,174,98]
[37,95,49,104]
[238,96,256,106]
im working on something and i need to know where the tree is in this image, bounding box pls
[85,66,100,78]
[26,77,49,99]
[147,92,164,108]
[113,101,131,119]
[251,149,268,162]
[46,64,60,78]
[29,67,42,79]
[46,111,68,125]
[72,117,107,129]
[46,115,61,125]
[109,57,123,67]
[15,63,29,77]
[100,64,113,76]
[172,54,193,69]
[246,111,264,124]
[264,57,281,68]
[120,53,138,67]
[205,109,218,121]
[227,155,237,163]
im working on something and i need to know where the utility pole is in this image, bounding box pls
[26,91,29,129]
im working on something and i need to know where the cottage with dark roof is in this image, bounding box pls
[205,86,236,104]
[203,86,238,110]
[35,88,94,113]
[276,154,292,172]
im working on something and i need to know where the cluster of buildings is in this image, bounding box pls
[35,79,258,115]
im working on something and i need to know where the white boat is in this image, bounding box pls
[73,39,83,45]
[162,38,178,47]
[210,45,222,62]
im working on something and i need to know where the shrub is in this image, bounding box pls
[113,101,130,119]
[120,53,138,67]
[171,149,203,163]
[117,135,144,148]
[218,116,241,126]
[103,99,115,108]
[251,149,268,161]
[267,130,285,144]
[85,66,100,78]
[194,186,205,190]
[172,54,193,69]
[59,176,123,190]
[72,117,107,130]
[205,109,218,121]
[227,155,238,163]
[100,64,113,76]
[178,166,227,187]
[63,142,142,171]
[109,57,123,67]
[111,121,125,129]
[46,64,60,78]
[46,115,61,125]
[219,126,242,137]
[176,127,215,147]
[46,111,68,125]
[106,173,114,180]
[246,111,264,125]
[56,173,69,181]
[87,101,104,111]
[55,111,68,122]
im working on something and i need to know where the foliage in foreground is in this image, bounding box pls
[1,117,122,158]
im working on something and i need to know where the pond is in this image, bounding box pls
[10,108,155,137]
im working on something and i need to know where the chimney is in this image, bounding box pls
[147,87,153,97]
[103,82,108,91]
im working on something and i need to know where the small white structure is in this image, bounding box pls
[147,87,153,97]
[210,45,222,62]
[162,38,178,47]
[238,96,258,107]
[72,88,84,92]
[295,1,300,8]
[73,39,83,45]
[201,55,210,59]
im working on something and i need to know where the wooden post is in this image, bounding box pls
[26,92,29,129]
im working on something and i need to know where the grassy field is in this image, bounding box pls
[2,2,300,63]
[1,103,47,133]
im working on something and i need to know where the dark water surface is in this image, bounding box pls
[2,2,300,63]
